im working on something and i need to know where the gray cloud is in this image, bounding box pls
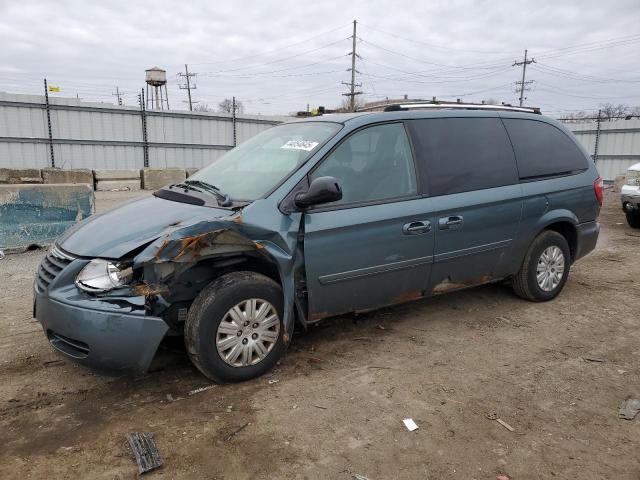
[1,0,639,116]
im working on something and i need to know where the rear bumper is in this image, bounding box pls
[574,220,599,262]
[35,291,169,374]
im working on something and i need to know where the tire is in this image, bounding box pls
[626,211,640,229]
[184,271,286,383]
[512,230,571,302]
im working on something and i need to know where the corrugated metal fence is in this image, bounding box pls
[559,117,640,181]
[2,91,638,181]
[0,92,286,170]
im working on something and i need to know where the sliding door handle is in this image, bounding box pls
[438,215,464,230]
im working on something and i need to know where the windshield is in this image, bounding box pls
[189,122,341,201]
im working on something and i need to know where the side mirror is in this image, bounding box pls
[295,176,342,209]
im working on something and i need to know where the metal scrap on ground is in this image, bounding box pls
[619,398,640,420]
[127,432,163,474]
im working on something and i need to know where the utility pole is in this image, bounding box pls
[342,19,362,112]
[178,64,197,111]
[513,49,535,107]
[113,86,123,106]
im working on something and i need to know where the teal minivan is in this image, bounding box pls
[34,103,602,382]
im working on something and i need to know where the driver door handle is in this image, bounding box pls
[402,220,431,235]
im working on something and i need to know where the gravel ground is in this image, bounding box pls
[0,189,638,479]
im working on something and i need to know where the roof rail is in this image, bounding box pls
[359,102,541,115]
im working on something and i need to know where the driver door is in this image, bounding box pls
[302,122,435,320]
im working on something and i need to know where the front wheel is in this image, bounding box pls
[184,271,286,383]
[626,211,640,229]
[512,230,571,302]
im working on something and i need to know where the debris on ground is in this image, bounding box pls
[268,379,280,385]
[0,250,5,260]
[496,419,515,432]
[403,418,419,431]
[226,422,249,441]
[188,385,215,396]
[583,356,606,363]
[353,474,371,480]
[313,404,328,410]
[618,398,640,420]
[497,475,510,480]
[126,432,163,474]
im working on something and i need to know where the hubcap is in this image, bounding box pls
[536,246,565,292]
[216,299,280,367]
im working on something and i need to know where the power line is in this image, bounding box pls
[187,23,351,66]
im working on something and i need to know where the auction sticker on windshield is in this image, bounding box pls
[280,140,319,151]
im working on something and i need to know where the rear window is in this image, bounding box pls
[502,119,588,179]
[407,118,518,196]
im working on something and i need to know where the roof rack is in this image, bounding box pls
[360,101,541,115]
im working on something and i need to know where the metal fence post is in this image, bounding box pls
[140,88,149,168]
[593,109,602,166]
[232,96,237,147]
[43,78,55,167]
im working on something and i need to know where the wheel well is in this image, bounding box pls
[544,221,577,261]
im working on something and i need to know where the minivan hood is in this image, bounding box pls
[58,194,234,258]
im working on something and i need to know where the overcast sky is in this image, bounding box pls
[1,0,639,116]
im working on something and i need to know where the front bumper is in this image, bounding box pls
[34,256,169,374]
[621,185,640,212]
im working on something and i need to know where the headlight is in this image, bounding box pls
[76,259,133,293]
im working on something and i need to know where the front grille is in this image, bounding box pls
[35,245,76,293]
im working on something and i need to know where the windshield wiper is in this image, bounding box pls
[185,180,233,207]
[170,182,202,193]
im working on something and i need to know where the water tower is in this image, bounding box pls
[145,67,169,110]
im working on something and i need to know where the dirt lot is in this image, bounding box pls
[0,190,638,479]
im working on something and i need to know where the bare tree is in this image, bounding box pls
[193,103,210,112]
[599,103,629,120]
[218,98,244,114]
[338,95,365,112]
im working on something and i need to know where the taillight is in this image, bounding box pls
[593,176,603,207]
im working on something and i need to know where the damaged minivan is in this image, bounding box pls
[34,104,602,382]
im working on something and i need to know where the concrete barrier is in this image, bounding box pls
[0,168,42,184]
[141,168,187,190]
[94,169,141,191]
[613,175,626,193]
[42,167,93,186]
[0,183,94,251]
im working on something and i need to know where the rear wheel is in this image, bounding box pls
[512,230,571,302]
[185,271,286,383]
[626,211,640,229]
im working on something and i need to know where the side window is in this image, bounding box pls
[407,118,518,196]
[502,119,589,179]
[310,123,417,206]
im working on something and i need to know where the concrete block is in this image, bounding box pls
[141,168,187,190]
[42,168,94,186]
[613,175,626,193]
[185,168,199,178]
[93,169,141,181]
[0,183,94,251]
[0,168,43,184]
[95,179,141,191]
